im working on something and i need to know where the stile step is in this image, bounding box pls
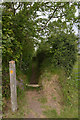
[26,84,40,87]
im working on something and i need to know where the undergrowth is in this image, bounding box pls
[40,56,78,118]
[3,70,29,118]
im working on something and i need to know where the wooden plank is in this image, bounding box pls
[26,84,40,87]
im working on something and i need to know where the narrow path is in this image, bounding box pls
[26,90,46,118]
[26,63,61,118]
[26,63,46,118]
[3,63,62,118]
[30,63,39,84]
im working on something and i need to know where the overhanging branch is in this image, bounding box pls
[37,3,68,32]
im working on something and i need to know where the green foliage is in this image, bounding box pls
[40,60,78,118]
[2,2,78,100]
[17,86,24,98]
[37,32,78,76]
[2,72,10,99]
[61,59,78,106]
[2,5,22,99]
[2,3,79,118]
[48,32,78,75]
[2,2,36,99]
[2,6,22,72]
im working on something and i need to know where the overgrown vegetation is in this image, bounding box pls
[3,91,29,118]
[37,32,78,76]
[2,2,79,118]
[39,56,78,118]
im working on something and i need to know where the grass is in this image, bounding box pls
[59,106,78,118]
[3,70,29,118]
[43,106,78,118]
[52,97,56,100]
[3,55,79,118]
[40,56,79,118]
[38,97,47,104]
[3,89,29,118]
[43,109,58,118]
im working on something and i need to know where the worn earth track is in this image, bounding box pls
[26,90,46,118]
[26,63,46,118]
[30,63,38,84]
[25,64,62,118]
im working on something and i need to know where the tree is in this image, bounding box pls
[2,3,21,69]
[2,2,78,98]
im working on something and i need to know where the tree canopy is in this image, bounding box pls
[2,2,78,74]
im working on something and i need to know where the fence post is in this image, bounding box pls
[9,60,17,112]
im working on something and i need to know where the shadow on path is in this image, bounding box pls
[30,63,39,84]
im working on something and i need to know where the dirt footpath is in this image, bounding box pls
[26,90,46,118]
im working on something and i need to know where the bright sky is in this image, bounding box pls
[37,5,79,35]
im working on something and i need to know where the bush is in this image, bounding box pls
[37,32,78,76]
[2,72,10,99]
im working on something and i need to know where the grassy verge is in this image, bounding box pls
[40,57,78,118]
[3,90,29,118]
[43,106,78,118]
[3,70,29,118]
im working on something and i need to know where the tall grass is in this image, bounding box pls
[40,57,78,118]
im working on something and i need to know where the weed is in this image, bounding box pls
[59,106,78,118]
[40,56,78,118]
[38,97,47,104]
[43,109,58,118]
[53,97,56,100]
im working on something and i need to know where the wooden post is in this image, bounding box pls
[9,60,17,112]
